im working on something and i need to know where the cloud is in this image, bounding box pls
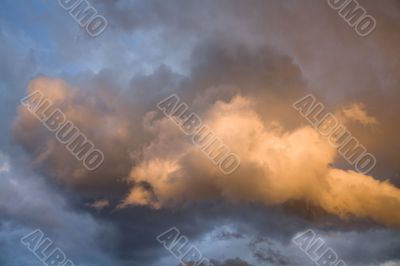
[0,152,118,266]
[0,153,10,173]
[340,103,378,126]
[119,95,400,228]
[11,63,400,230]
[249,237,292,265]
[211,258,254,266]
[12,76,134,197]
[87,199,110,211]
[379,261,400,266]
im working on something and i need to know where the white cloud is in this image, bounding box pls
[0,152,10,173]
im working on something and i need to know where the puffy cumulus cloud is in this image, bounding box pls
[121,95,400,228]
[120,95,333,207]
[339,103,378,126]
[11,47,400,232]
[10,13,400,233]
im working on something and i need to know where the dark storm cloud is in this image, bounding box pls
[79,0,400,184]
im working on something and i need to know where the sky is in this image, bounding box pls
[1,0,400,265]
